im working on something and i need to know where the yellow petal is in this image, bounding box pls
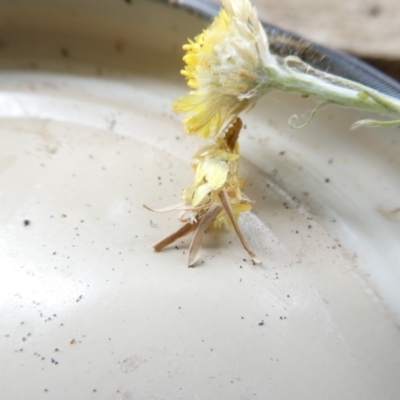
[182,183,196,203]
[195,158,229,190]
[192,183,212,207]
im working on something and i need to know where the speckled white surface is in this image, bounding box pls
[0,1,399,399]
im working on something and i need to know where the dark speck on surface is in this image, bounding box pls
[368,4,382,17]
[258,320,264,326]
[60,47,70,58]
[114,39,126,52]
[23,219,30,226]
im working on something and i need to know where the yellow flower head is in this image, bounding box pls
[173,0,270,138]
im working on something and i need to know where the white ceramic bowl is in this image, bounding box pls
[1,1,399,399]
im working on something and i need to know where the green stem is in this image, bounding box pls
[262,55,400,120]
